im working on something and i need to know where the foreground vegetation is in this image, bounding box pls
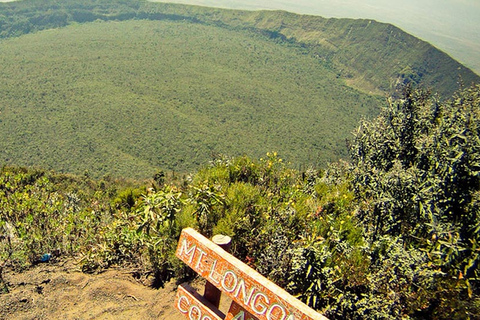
[2,85,479,319]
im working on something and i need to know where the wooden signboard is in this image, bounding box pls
[225,302,256,320]
[175,283,225,320]
[175,228,328,320]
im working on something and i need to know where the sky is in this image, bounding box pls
[149,0,480,75]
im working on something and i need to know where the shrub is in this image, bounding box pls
[349,84,480,317]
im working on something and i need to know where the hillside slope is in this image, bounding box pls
[141,4,479,97]
[0,20,379,178]
[0,0,478,96]
[0,0,478,178]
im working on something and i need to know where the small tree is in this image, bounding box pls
[136,186,184,286]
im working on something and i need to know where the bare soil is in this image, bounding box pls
[0,259,231,320]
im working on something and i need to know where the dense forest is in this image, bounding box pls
[0,19,380,178]
[0,0,478,178]
[1,85,479,319]
[1,0,480,319]
[0,0,478,97]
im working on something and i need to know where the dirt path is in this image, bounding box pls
[0,259,229,320]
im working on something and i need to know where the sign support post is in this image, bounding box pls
[204,234,232,308]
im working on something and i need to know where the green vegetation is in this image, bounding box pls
[0,0,477,96]
[348,84,480,318]
[148,5,479,97]
[1,85,479,318]
[0,18,380,178]
[0,0,478,178]
[1,2,479,317]
[149,0,480,76]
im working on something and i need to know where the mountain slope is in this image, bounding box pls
[0,0,477,96]
[0,20,379,178]
[0,0,478,178]
[140,4,478,97]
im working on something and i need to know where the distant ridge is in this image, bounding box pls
[0,0,478,97]
[141,4,479,97]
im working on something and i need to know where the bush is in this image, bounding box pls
[349,84,480,317]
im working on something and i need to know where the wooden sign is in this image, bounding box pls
[225,302,256,320]
[175,228,328,320]
[175,283,225,320]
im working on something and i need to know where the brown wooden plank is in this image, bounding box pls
[225,301,256,320]
[175,283,225,320]
[176,228,328,320]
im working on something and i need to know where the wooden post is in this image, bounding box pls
[176,283,225,320]
[204,234,232,308]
